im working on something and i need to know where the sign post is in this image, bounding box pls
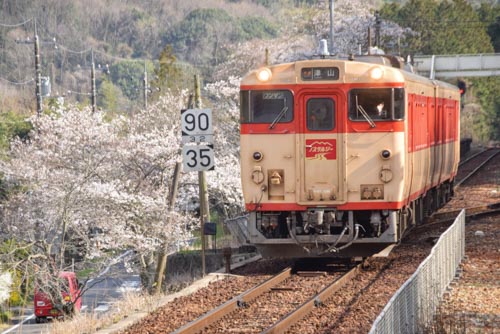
[181,75,214,276]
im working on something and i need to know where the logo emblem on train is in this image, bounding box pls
[305,139,337,160]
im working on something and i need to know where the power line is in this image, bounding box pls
[0,77,34,85]
[56,44,92,55]
[65,90,91,96]
[384,18,497,27]
[0,18,33,28]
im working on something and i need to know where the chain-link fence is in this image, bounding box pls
[369,210,465,334]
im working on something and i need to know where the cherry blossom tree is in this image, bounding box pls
[0,92,194,289]
[0,79,250,292]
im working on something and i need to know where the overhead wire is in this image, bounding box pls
[0,77,34,85]
[0,18,33,28]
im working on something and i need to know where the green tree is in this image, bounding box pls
[98,77,121,113]
[165,8,277,75]
[109,60,154,105]
[149,45,196,102]
[381,0,499,143]
[380,0,440,55]
[477,3,500,53]
[0,111,32,152]
[238,17,278,40]
[166,8,237,67]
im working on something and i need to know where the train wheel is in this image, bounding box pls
[423,194,433,217]
[415,198,424,225]
[398,208,410,239]
[436,187,443,209]
[410,201,417,227]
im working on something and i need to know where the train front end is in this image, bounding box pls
[240,58,409,258]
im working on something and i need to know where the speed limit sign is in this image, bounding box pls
[182,144,215,172]
[181,109,213,144]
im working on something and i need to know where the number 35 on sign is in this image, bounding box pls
[182,144,215,172]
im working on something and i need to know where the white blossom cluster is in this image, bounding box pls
[0,268,12,303]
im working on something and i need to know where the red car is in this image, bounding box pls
[34,271,82,322]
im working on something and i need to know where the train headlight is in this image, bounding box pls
[369,66,384,80]
[256,67,272,82]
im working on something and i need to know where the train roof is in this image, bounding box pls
[241,55,459,95]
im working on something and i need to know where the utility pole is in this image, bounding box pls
[368,27,372,55]
[16,20,56,116]
[153,161,182,294]
[194,74,210,276]
[375,11,381,48]
[143,60,148,110]
[34,21,43,116]
[91,49,97,113]
[329,0,335,54]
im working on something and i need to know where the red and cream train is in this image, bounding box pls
[239,51,460,258]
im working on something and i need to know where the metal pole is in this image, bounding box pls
[329,0,334,53]
[143,60,148,110]
[91,49,97,113]
[195,74,209,276]
[375,11,381,48]
[34,21,42,116]
[368,27,372,55]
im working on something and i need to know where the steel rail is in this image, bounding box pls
[455,149,500,189]
[458,148,488,167]
[261,265,360,334]
[432,202,500,222]
[172,267,293,334]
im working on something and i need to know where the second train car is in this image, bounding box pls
[240,50,460,258]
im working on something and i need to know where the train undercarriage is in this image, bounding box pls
[248,181,454,258]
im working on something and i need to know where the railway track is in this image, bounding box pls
[425,147,500,225]
[455,148,500,188]
[172,264,359,334]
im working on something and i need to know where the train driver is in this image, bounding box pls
[376,102,388,118]
[309,102,333,130]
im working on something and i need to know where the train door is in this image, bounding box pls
[297,92,345,204]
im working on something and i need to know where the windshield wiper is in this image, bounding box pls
[356,96,376,128]
[269,105,288,129]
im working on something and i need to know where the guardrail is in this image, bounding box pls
[369,210,465,334]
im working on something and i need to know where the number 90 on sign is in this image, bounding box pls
[182,145,215,172]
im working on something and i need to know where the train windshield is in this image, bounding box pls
[348,88,405,122]
[240,90,294,124]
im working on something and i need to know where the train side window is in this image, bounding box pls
[348,88,405,121]
[307,98,335,131]
[393,88,405,120]
[240,90,294,124]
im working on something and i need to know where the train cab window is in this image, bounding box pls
[348,88,405,122]
[307,98,335,131]
[240,90,294,124]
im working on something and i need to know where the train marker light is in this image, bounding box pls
[381,149,391,159]
[457,80,466,96]
[253,151,263,162]
[369,66,384,80]
[257,67,272,82]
